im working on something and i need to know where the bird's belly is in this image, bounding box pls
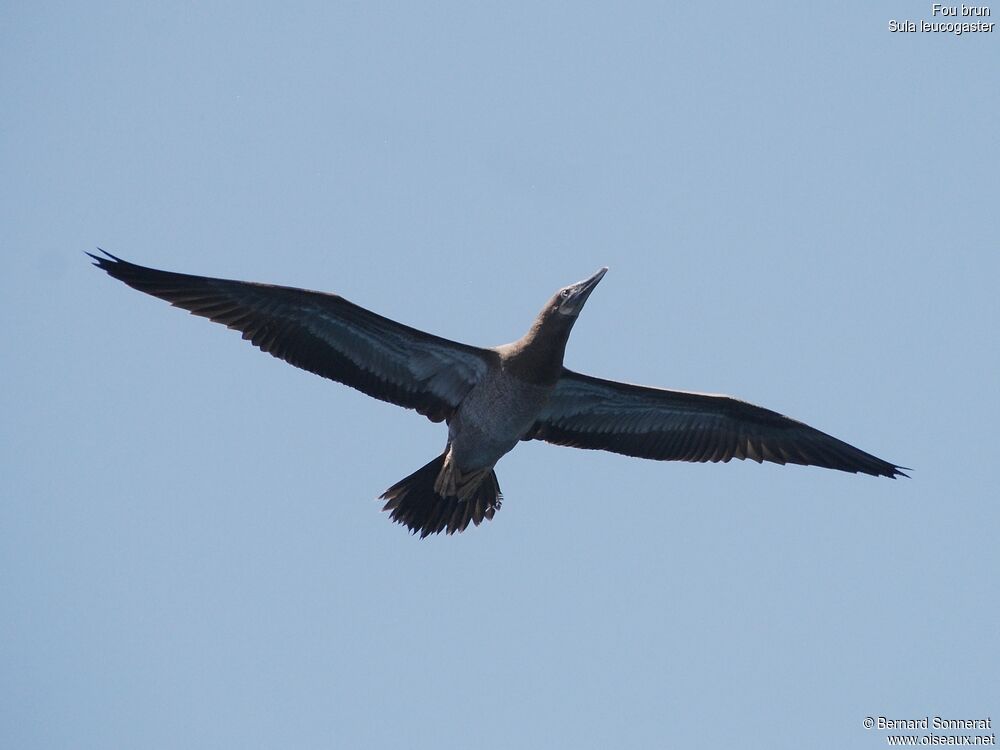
[447,376,552,470]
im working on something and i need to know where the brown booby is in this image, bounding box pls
[89,251,907,537]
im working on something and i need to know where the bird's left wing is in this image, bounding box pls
[89,251,494,422]
[526,368,906,477]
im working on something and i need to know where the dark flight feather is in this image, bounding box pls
[88,250,494,423]
[527,369,907,478]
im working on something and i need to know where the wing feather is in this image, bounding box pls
[89,251,493,422]
[527,369,907,477]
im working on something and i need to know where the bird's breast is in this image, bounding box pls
[447,372,553,470]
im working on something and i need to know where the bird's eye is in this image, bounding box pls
[560,289,571,298]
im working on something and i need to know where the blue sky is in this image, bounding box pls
[2,3,997,748]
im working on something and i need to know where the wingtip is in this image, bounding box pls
[86,248,123,267]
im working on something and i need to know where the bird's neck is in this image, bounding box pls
[502,314,573,385]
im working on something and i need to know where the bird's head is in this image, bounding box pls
[549,266,608,318]
[519,266,609,354]
[510,266,609,380]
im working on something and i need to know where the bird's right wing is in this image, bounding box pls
[526,368,906,477]
[90,251,495,422]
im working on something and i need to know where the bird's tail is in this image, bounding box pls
[379,454,502,538]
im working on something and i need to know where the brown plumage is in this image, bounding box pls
[89,251,907,538]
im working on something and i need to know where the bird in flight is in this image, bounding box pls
[90,251,906,537]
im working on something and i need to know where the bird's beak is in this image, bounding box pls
[562,267,608,315]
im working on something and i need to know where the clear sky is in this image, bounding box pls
[2,2,997,748]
